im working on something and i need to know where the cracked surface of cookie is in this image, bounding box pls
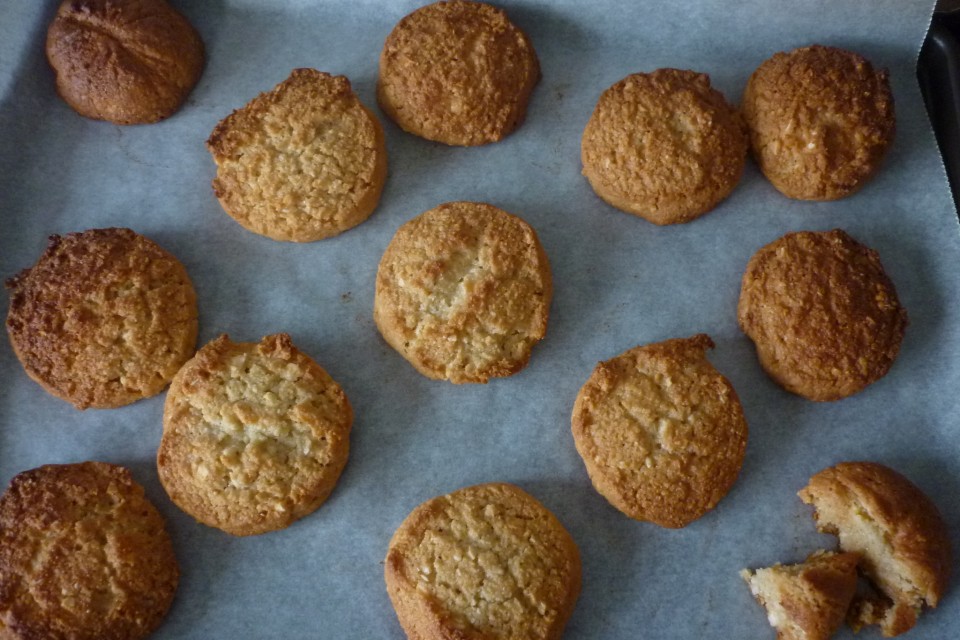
[378,0,540,146]
[157,333,353,536]
[207,68,387,242]
[741,550,859,640]
[738,229,907,402]
[5,227,198,409]
[385,483,581,640]
[799,462,952,637]
[374,201,552,383]
[571,334,748,528]
[0,462,179,640]
[46,0,204,124]
[742,45,895,200]
[581,68,747,225]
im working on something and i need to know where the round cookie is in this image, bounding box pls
[378,0,540,146]
[799,462,952,636]
[742,45,895,200]
[157,333,353,536]
[5,228,199,410]
[571,334,748,528]
[738,229,907,402]
[385,483,581,640]
[207,68,387,242]
[0,462,179,640]
[581,69,747,225]
[373,201,552,383]
[46,0,204,125]
[741,551,860,640]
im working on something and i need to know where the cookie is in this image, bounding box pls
[0,462,178,640]
[738,229,907,402]
[374,201,552,383]
[571,334,748,528]
[799,462,952,637]
[385,483,581,640]
[581,69,747,225]
[207,68,387,242]
[157,333,352,536]
[378,0,540,146]
[46,0,204,124]
[741,551,860,640]
[743,45,895,200]
[5,228,199,410]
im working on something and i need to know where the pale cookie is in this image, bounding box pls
[799,462,952,637]
[378,0,540,146]
[5,228,199,409]
[46,0,204,124]
[571,334,748,528]
[0,462,178,640]
[581,68,747,225]
[741,551,860,640]
[374,201,552,383]
[738,229,907,402]
[207,68,387,242]
[385,483,581,640]
[157,333,352,536]
[743,45,895,200]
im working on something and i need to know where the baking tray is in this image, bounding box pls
[920,13,960,212]
[1,1,959,638]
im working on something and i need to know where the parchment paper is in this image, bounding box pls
[1,1,958,638]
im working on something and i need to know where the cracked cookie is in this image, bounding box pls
[799,462,952,637]
[378,0,540,146]
[0,462,179,640]
[157,333,352,536]
[374,201,552,383]
[738,229,907,401]
[581,68,747,225]
[741,550,860,640]
[571,334,748,528]
[743,45,895,200]
[5,227,198,409]
[207,68,387,242]
[385,483,581,640]
[46,0,204,124]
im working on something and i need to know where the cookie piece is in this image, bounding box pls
[571,334,748,528]
[741,551,860,640]
[799,462,952,637]
[46,0,204,124]
[5,228,199,409]
[581,69,747,225]
[738,229,907,402]
[157,333,352,536]
[0,462,178,640]
[207,68,387,242]
[378,0,540,146]
[374,201,552,383]
[385,483,581,640]
[743,45,895,200]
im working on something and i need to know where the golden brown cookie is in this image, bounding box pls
[373,201,552,383]
[378,0,540,146]
[799,462,952,637]
[157,333,352,536]
[581,69,747,225]
[46,0,204,125]
[0,462,178,640]
[385,483,581,640]
[207,68,387,242]
[5,228,199,410]
[743,45,895,200]
[571,334,748,528]
[738,229,907,402]
[741,551,860,640]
